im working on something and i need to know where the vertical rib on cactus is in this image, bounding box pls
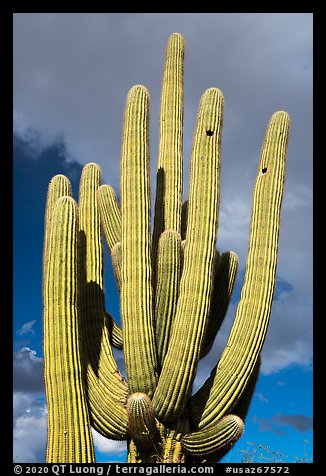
[152,33,184,266]
[120,85,158,397]
[153,88,224,422]
[155,230,182,367]
[43,196,95,462]
[78,163,128,438]
[189,111,290,429]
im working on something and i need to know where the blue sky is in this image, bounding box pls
[13,13,313,463]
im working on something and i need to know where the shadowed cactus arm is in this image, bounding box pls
[152,32,184,267]
[78,163,128,439]
[120,85,158,397]
[155,230,182,367]
[43,196,95,462]
[97,184,121,251]
[153,88,224,423]
[189,111,290,429]
[201,251,239,358]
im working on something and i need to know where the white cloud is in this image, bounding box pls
[17,320,37,336]
[92,429,127,457]
[13,392,47,463]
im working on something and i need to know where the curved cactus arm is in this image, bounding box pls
[182,415,244,461]
[43,196,95,462]
[78,163,128,436]
[153,88,224,423]
[120,85,158,397]
[152,32,185,267]
[104,311,123,349]
[97,184,121,251]
[189,111,290,429]
[155,230,182,367]
[201,251,239,358]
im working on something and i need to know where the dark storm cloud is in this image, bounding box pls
[272,413,313,433]
[13,347,44,393]
[254,413,312,435]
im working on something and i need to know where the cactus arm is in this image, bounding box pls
[104,311,123,348]
[200,251,239,358]
[152,33,185,266]
[78,163,128,438]
[120,85,158,396]
[97,184,121,251]
[189,111,290,429]
[154,230,182,367]
[43,174,72,278]
[153,88,224,422]
[43,196,95,462]
[182,415,244,461]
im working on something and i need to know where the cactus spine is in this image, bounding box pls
[43,33,290,463]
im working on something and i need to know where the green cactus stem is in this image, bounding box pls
[120,85,158,397]
[78,163,128,439]
[43,196,95,462]
[182,415,244,460]
[152,87,224,423]
[155,229,182,367]
[152,33,185,267]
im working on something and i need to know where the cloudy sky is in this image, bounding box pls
[13,13,313,463]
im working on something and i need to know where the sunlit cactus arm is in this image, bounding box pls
[155,230,182,367]
[201,251,239,358]
[97,184,121,251]
[153,88,224,423]
[78,163,128,438]
[152,33,185,266]
[182,415,244,461]
[43,196,95,463]
[120,85,158,397]
[189,111,290,429]
[43,174,72,277]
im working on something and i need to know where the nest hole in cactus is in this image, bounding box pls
[206,130,214,136]
[262,167,268,174]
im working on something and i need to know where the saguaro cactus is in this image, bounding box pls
[43,33,290,463]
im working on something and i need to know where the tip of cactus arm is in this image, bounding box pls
[83,162,102,172]
[54,195,78,209]
[270,111,291,124]
[128,84,150,97]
